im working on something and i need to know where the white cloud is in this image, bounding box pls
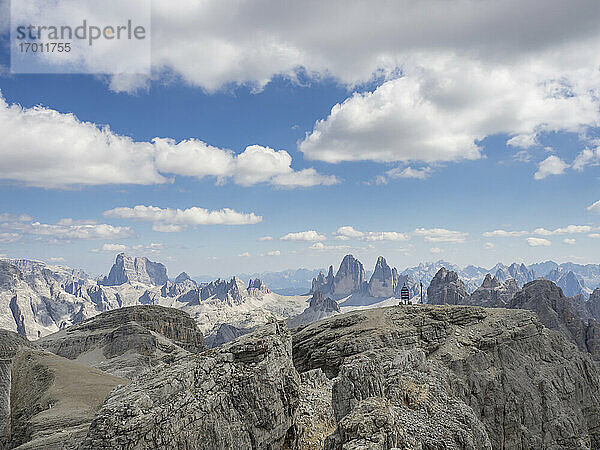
[309,242,350,251]
[0,93,164,188]
[482,229,528,237]
[526,237,552,247]
[0,214,133,241]
[572,147,600,171]
[484,242,495,249]
[258,235,273,241]
[34,1,600,105]
[385,166,433,180]
[104,205,262,231]
[587,200,600,214]
[151,223,184,233]
[507,133,538,149]
[239,251,251,257]
[92,243,128,253]
[271,168,340,188]
[300,57,600,166]
[533,225,593,235]
[280,230,326,242]
[534,155,569,180]
[513,150,532,163]
[430,247,444,254]
[0,233,20,243]
[0,93,335,189]
[266,250,281,256]
[361,232,410,242]
[589,233,600,239]
[47,257,66,263]
[333,226,365,239]
[414,228,467,243]
[332,226,409,241]
[563,238,577,245]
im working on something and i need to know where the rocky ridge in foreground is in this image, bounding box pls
[7,304,594,449]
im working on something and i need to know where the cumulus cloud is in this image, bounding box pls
[104,205,262,231]
[300,56,600,165]
[527,237,552,247]
[430,247,444,254]
[484,242,495,249]
[533,225,593,235]
[534,155,569,180]
[0,93,336,189]
[266,250,281,256]
[482,229,528,237]
[92,243,129,253]
[239,251,251,257]
[333,226,409,241]
[563,238,577,245]
[280,230,327,242]
[572,147,600,171]
[258,235,273,241]
[0,214,132,241]
[385,166,433,180]
[413,228,467,243]
[22,0,599,100]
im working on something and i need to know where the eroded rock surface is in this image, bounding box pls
[293,305,600,449]
[427,267,468,305]
[37,305,204,378]
[81,322,300,450]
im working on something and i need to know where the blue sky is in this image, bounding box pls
[0,0,599,277]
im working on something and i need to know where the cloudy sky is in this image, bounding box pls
[0,0,600,277]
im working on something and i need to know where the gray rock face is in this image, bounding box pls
[100,253,168,286]
[466,274,519,307]
[495,262,536,287]
[311,255,418,300]
[247,278,270,295]
[293,305,600,449]
[38,305,205,378]
[333,255,366,296]
[296,368,335,449]
[548,269,587,297]
[204,323,254,348]
[288,292,340,328]
[0,330,35,447]
[588,288,600,321]
[81,322,300,450]
[160,278,198,298]
[509,280,600,365]
[427,267,468,305]
[174,272,191,283]
[0,261,120,340]
[368,256,395,298]
[198,277,249,305]
[311,265,335,296]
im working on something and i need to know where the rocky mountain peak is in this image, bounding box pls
[310,265,335,295]
[248,278,270,294]
[426,267,468,305]
[467,273,518,307]
[174,272,191,283]
[368,256,395,298]
[333,254,366,295]
[100,253,168,287]
[288,291,340,328]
